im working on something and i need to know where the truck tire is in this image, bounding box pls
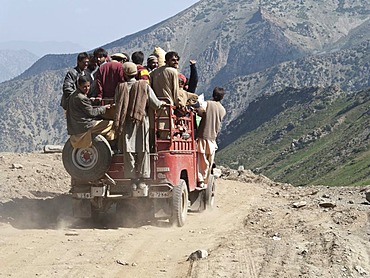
[62,135,112,182]
[170,179,188,227]
[205,175,215,210]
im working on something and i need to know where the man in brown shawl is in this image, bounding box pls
[114,62,164,190]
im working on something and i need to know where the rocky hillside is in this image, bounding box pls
[223,40,370,126]
[0,0,370,153]
[217,86,370,186]
[0,70,66,152]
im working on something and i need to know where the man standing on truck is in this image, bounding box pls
[93,47,109,67]
[60,52,89,110]
[150,51,182,140]
[114,62,165,190]
[131,51,150,82]
[94,53,124,120]
[196,87,226,189]
[150,51,181,106]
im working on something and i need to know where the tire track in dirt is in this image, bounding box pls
[114,179,267,277]
[187,180,266,278]
[0,179,266,278]
[1,158,370,278]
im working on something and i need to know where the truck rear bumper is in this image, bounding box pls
[71,182,173,200]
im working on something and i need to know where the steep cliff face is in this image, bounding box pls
[1,0,370,152]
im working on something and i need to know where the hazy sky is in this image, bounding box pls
[0,0,199,50]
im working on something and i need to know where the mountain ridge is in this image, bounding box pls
[0,40,85,57]
[0,49,39,83]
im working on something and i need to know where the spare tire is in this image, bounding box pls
[62,135,112,181]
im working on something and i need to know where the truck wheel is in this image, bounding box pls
[62,135,112,182]
[170,179,188,227]
[205,175,215,210]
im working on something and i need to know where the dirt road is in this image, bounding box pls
[0,153,370,277]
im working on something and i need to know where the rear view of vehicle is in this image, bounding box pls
[62,100,216,226]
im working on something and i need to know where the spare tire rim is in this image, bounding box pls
[72,147,98,170]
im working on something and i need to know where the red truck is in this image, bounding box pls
[62,100,217,227]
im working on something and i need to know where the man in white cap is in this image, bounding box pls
[145,54,159,73]
[111,53,128,63]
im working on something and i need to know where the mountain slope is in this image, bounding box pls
[217,86,370,186]
[20,0,370,87]
[0,70,66,152]
[222,39,370,127]
[0,0,370,152]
